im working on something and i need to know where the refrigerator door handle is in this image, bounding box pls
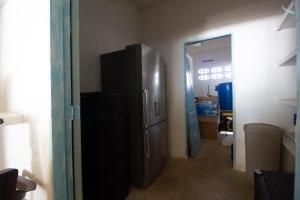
[143,89,149,128]
[154,101,160,116]
[144,130,150,159]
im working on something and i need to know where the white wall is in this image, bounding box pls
[141,0,296,171]
[80,0,141,92]
[189,46,232,97]
[0,0,52,199]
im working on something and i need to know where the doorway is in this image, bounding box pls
[184,35,235,162]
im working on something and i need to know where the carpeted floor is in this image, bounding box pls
[126,139,253,200]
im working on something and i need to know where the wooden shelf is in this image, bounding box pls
[279,49,296,67]
[278,98,297,107]
[0,112,24,127]
[278,0,296,31]
[282,133,296,156]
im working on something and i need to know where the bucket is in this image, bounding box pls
[215,82,233,111]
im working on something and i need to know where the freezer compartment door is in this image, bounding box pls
[142,45,166,127]
[144,121,167,186]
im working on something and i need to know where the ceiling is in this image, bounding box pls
[129,0,163,9]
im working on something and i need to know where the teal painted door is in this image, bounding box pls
[184,49,201,158]
[51,0,82,199]
[295,0,300,199]
[51,0,73,198]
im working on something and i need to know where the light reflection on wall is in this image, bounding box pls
[186,71,193,90]
[154,71,159,86]
[0,0,52,199]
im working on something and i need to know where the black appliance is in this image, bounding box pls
[80,92,129,200]
[254,170,294,200]
[101,44,167,187]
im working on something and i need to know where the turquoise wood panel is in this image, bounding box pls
[187,111,201,157]
[51,0,75,199]
[184,45,201,158]
[63,0,75,198]
[71,0,83,198]
[295,0,300,199]
[50,0,69,198]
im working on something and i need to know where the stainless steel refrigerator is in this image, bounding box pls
[101,44,167,187]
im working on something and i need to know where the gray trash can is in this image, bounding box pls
[244,123,283,181]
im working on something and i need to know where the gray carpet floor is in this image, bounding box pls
[126,139,253,200]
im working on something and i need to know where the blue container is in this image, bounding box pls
[215,82,233,111]
[196,101,217,117]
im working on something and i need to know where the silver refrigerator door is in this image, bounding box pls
[141,45,167,186]
[143,121,167,185]
[142,45,166,126]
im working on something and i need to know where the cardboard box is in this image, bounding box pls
[198,116,218,140]
[198,116,218,123]
[196,96,218,102]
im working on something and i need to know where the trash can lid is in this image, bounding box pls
[244,123,283,134]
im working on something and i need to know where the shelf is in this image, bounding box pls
[0,112,24,127]
[279,49,296,67]
[278,0,296,31]
[278,98,297,107]
[282,132,296,156]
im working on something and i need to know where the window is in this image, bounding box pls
[224,65,232,72]
[224,73,232,79]
[211,67,223,73]
[198,68,209,74]
[197,65,232,81]
[198,75,210,80]
[211,73,224,80]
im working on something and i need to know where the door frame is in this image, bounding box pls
[183,34,236,162]
[71,0,83,198]
[295,0,300,199]
[50,0,82,199]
